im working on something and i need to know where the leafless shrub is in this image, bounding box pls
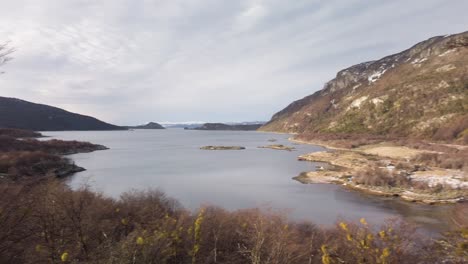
[412,150,468,172]
[295,132,394,148]
[395,138,460,153]
[0,151,76,179]
[0,180,464,263]
[0,136,106,155]
[432,114,468,143]
[353,166,411,188]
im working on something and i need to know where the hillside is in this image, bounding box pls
[126,122,165,129]
[0,97,124,131]
[260,32,468,143]
[188,122,262,131]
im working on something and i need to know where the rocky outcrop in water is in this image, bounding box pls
[200,146,246,150]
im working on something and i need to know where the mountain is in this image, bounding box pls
[224,121,266,126]
[187,122,263,131]
[166,123,202,129]
[162,121,265,129]
[260,32,468,142]
[0,97,124,131]
[161,122,206,129]
[126,122,165,129]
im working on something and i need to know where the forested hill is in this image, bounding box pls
[0,96,124,131]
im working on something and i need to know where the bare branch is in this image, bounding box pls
[0,41,15,73]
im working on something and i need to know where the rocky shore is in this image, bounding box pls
[0,129,109,180]
[292,139,467,204]
[258,144,295,151]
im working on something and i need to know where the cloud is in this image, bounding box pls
[0,0,467,124]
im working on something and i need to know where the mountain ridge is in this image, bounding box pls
[260,31,468,143]
[0,96,124,131]
[125,122,165,129]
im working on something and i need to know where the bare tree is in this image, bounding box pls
[0,42,14,73]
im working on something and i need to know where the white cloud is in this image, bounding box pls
[0,0,467,124]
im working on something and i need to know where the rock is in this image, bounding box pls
[258,144,295,151]
[55,166,86,178]
[200,146,246,150]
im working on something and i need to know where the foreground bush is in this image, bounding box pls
[0,180,466,264]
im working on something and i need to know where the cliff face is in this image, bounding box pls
[260,32,468,142]
[0,97,124,131]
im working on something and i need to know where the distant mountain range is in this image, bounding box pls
[125,122,165,129]
[161,122,205,129]
[0,96,266,132]
[162,121,265,129]
[186,122,263,131]
[260,31,468,142]
[0,97,124,131]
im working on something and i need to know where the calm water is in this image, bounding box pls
[43,129,454,231]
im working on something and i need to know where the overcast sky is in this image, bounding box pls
[0,0,467,125]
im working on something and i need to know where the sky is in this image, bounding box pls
[0,0,467,125]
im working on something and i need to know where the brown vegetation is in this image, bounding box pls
[432,114,468,143]
[0,136,107,155]
[295,132,392,148]
[0,128,42,138]
[411,150,468,172]
[296,132,468,175]
[260,32,468,144]
[0,129,106,180]
[0,127,465,263]
[0,151,82,179]
[0,180,466,264]
[296,132,467,150]
[353,167,411,188]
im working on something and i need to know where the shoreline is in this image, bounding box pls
[0,130,109,180]
[289,137,467,205]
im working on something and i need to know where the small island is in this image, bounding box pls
[125,122,165,129]
[200,145,246,150]
[187,122,263,131]
[258,144,295,151]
